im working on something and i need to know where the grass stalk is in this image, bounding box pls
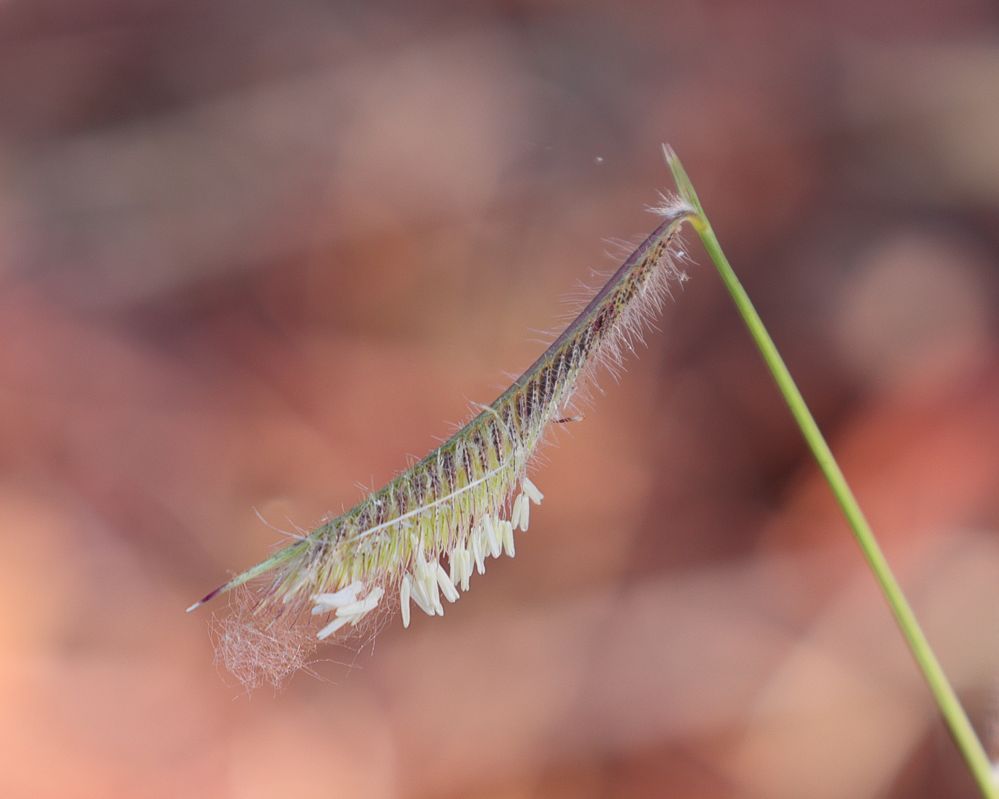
[664,146,996,799]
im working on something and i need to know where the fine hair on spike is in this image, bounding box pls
[189,192,696,689]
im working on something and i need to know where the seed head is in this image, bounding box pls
[190,197,694,689]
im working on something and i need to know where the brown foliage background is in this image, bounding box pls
[2,1,999,797]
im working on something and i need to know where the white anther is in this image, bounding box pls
[522,477,544,505]
[420,564,443,616]
[409,575,436,617]
[401,575,412,628]
[335,585,384,620]
[450,544,471,591]
[484,515,502,558]
[412,546,444,615]
[501,520,516,558]
[317,615,351,640]
[471,526,487,574]
[520,496,530,531]
[312,581,363,614]
[424,573,442,614]
[511,494,524,530]
[459,550,472,591]
[436,563,459,603]
[449,543,470,589]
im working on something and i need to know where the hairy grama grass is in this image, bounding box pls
[189,195,695,689]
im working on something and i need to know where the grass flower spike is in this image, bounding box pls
[190,193,694,689]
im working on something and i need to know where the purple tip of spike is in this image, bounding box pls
[186,584,224,613]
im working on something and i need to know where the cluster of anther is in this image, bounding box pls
[309,477,543,638]
[312,582,385,640]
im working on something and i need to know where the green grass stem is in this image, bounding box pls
[665,146,996,799]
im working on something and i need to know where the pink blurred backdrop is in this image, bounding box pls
[2,1,999,797]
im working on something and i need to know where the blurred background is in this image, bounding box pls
[2,1,999,797]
